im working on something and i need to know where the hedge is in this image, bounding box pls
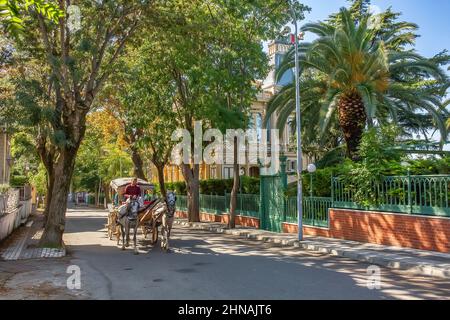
[10,175,29,187]
[160,176,260,195]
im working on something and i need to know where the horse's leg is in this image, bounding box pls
[125,221,130,247]
[151,223,158,245]
[107,215,112,240]
[120,223,125,250]
[110,214,116,240]
[160,220,165,249]
[134,225,139,255]
[116,225,121,246]
[161,215,168,251]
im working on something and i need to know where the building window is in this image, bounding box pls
[223,167,234,179]
[291,160,297,172]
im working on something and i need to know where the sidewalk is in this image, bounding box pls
[0,213,65,261]
[174,219,450,279]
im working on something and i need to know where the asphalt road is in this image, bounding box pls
[62,206,450,300]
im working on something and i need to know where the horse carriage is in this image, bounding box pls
[106,178,176,254]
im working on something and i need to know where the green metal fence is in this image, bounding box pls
[285,197,331,228]
[200,194,227,214]
[332,175,450,217]
[176,193,330,227]
[226,193,260,217]
[176,193,260,217]
[177,195,188,211]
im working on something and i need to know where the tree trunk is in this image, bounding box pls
[39,149,77,248]
[182,163,200,222]
[229,137,239,229]
[42,166,54,227]
[131,147,146,180]
[338,92,367,161]
[156,165,167,198]
[103,182,110,205]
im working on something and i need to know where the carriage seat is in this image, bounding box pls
[137,199,160,213]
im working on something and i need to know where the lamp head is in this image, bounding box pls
[307,164,317,173]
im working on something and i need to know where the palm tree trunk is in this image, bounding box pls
[338,92,367,160]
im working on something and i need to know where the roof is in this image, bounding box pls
[109,178,154,190]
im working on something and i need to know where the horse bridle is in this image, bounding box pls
[127,199,140,220]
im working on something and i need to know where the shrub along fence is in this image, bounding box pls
[176,193,330,227]
[177,193,260,218]
[175,173,450,230]
[332,174,450,217]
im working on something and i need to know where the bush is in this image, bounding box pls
[164,181,187,195]
[10,175,29,187]
[162,177,260,195]
[0,184,10,194]
[286,166,341,197]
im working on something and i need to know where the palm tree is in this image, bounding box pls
[266,8,449,159]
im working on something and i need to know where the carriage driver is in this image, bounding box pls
[118,177,142,219]
[124,177,142,201]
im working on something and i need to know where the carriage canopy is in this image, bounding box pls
[110,178,154,195]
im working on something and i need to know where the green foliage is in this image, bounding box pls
[286,167,336,198]
[405,157,450,175]
[10,175,28,186]
[0,0,63,35]
[287,123,449,200]
[340,126,403,205]
[267,2,450,160]
[28,163,46,195]
[0,183,10,194]
[163,177,260,196]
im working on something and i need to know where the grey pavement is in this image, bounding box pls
[1,206,449,299]
[173,219,450,279]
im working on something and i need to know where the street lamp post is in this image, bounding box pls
[290,7,304,241]
[239,167,245,212]
[280,4,304,240]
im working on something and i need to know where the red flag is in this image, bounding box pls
[290,34,295,44]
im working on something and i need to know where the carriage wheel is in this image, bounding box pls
[151,227,158,245]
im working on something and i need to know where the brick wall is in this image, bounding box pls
[283,209,450,253]
[175,211,260,228]
[177,208,450,253]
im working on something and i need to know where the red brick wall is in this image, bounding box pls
[175,211,260,228]
[178,209,450,252]
[283,209,450,253]
[282,223,330,238]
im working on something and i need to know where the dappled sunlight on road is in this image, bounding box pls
[59,207,450,300]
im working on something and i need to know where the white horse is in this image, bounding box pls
[147,192,177,252]
[161,192,177,251]
[117,198,141,254]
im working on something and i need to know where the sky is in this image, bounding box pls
[299,0,450,59]
[266,0,450,150]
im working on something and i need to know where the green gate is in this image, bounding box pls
[260,157,288,232]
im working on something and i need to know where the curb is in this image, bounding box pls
[174,220,450,279]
